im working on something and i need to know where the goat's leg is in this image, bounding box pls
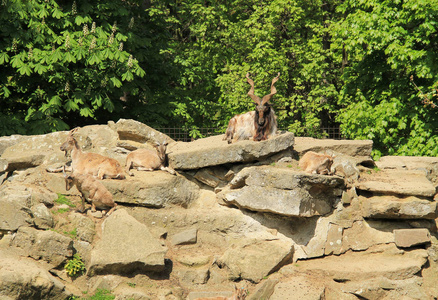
[161,166,176,175]
[105,203,117,217]
[78,195,86,213]
[136,167,154,172]
[91,202,97,212]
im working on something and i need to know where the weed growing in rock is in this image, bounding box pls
[89,289,115,300]
[65,253,86,277]
[127,282,136,288]
[53,208,70,214]
[56,193,75,207]
[64,228,78,239]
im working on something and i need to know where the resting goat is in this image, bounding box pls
[224,72,279,144]
[299,151,335,175]
[63,167,117,215]
[125,141,176,176]
[60,128,125,180]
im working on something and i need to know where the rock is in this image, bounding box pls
[193,166,230,188]
[341,220,394,253]
[293,137,373,157]
[31,203,54,229]
[218,166,344,217]
[68,213,96,243]
[324,223,343,255]
[0,184,33,231]
[292,244,428,281]
[361,195,437,219]
[174,254,211,267]
[0,135,30,156]
[341,187,358,205]
[103,171,199,208]
[376,155,438,175]
[168,132,295,170]
[88,209,168,275]
[270,275,325,300]
[115,119,174,144]
[174,267,210,285]
[217,238,294,283]
[394,228,431,248]
[0,249,70,300]
[11,226,74,267]
[186,290,234,300]
[0,158,7,173]
[356,169,436,197]
[248,278,278,300]
[170,228,198,246]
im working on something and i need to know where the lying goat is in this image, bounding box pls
[125,141,176,176]
[60,128,125,180]
[63,167,117,215]
[299,151,334,175]
[224,72,279,143]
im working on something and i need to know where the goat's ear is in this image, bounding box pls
[163,140,168,146]
[69,127,79,135]
[153,142,160,148]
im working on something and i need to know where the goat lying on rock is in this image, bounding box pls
[60,128,125,180]
[224,72,279,143]
[299,151,334,175]
[63,167,117,215]
[125,141,176,176]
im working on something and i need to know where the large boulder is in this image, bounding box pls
[88,209,168,275]
[0,184,34,232]
[103,171,199,208]
[218,166,344,217]
[0,249,70,300]
[11,226,74,268]
[293,137,373,157]
[356,169,436,197]
[361,195,437,219]
[115,118,174,144]
[217,237,294,283]
[167,132,295,170]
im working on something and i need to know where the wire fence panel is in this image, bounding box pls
[155,127,344,142]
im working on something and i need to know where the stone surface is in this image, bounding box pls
[103,171,199,208]
[89,209,168,275]
[293,137,373,157]
[68,213,96,243]
[31,203,54,229]
[270,275,325,300]
[217,237,294,283]
[0,184,33,231]
[361,195,437,219]
[168,132,295,170]
[170,228,198,246]
[0,249,70,300]
[11,226,74,267]
[394,228,431,248]
[248,278,278,300]
[218,166,344,217]
[376,155,438,174]
[356,169,436,197]
[115,118,174,144]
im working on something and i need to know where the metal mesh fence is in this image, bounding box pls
[155,126,343,142]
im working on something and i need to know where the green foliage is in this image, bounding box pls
[64,228,78,239]
[64,253,86,277]
[53,208,70,215]
[55,193,75,207]
[332,0,438,158]
[88,289,115,300]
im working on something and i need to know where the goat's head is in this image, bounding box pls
[153,141,169,163]
[60,128,79,156]
[63,166,75,191]
[246,72,280,126]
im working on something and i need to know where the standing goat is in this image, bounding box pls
[125,141,176,176]
[299,151,335,175]
[63,167,117,215]
[224,72,279,144]
[60,128,125,180]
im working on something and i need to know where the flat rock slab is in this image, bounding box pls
[102,171,200,208]
[89,209,168,275]
[356,169,436,197]
[394,229,431,248]
[167,132,295,170]
[115,118,174,144]
[218,166,344,217]
[292,247,428,281]
[376,156,438,172]
[293,137,373,157]
[361,195,437,219]
[270,275,325,300]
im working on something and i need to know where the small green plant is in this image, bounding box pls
[64,253,86,277]
[55,193,76,207]
[287,164,292,168]
[64,228,78,239]
[89,289,115,300]
[53,208,70,215]
[270,162,276,166]
[373,166,381,173]
[127,282,136,288]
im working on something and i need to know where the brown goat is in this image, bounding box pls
[299,151,335,175]
[63,167,117,215]
[125,141,176,176]
[60,128,125,180]
[224,72,279,144]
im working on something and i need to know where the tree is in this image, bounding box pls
[332,0,438,158]
[0,0,145,135]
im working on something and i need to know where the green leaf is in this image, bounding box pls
[0,52,10,64]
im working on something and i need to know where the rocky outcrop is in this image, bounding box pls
[1,119,438,300]
[218,166,344,217]
[88,209,168,275]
